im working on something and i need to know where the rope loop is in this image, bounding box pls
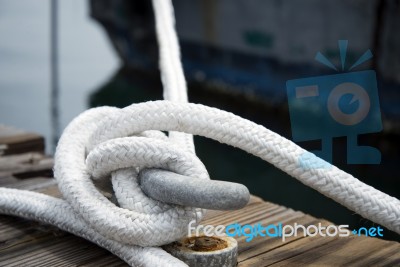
[54,101,400,240]
[54,106,208,247]
[2,100,400,267]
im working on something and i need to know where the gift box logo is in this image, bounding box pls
[286,40,382,168]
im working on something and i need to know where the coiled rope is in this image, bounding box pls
[0,0,399,266]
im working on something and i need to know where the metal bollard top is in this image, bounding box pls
[139,168,250,210]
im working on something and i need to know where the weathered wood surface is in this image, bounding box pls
[0,126,399,266]
[0,125,44,156]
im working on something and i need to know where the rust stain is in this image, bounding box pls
[176,235,228,252]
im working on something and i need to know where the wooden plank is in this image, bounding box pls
[0,126,44,156]
[266,235,400,267]
[0,153,53,179]
[1,174,400,267]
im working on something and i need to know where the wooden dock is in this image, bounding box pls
[0,126,399,266]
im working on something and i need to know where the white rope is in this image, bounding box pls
[152,0,194,152]
[0,0,399,266]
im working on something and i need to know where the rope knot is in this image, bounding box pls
[55,106,208,247]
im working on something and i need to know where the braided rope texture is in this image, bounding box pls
[1,101,400,267]
[152,0,194,152]
[88,100,400,236]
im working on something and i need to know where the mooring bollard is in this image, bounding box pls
[163,235,238,267]
[139,168,250,210]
